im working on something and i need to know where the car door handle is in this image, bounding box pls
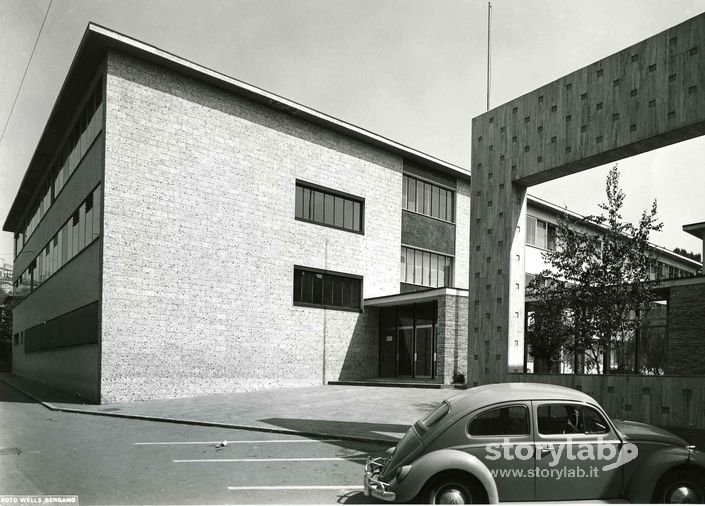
[538,447,554,457]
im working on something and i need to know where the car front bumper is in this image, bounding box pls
[363,456,396,502]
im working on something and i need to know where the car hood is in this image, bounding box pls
[613,419,688,446]
[381,425,423,480]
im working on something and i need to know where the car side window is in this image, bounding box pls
[468,405,529,436]
[537,404,610,435]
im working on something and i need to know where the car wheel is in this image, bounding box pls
[421,471,487,504]
[653,468,705,504]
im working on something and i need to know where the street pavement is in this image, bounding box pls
[0,374,456,443]
[0,380,390,504]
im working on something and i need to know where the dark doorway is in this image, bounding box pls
[378,301,437,379]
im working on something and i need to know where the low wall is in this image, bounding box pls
[508,373,705,429]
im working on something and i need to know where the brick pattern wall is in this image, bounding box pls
[101,52,400,402]
[454,178,471,290]
[437,294,469,384]
[667,281,705,375]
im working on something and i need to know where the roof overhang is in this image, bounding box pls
[4,23,470,232]
[364,287,468,308]
[683,222,705,240]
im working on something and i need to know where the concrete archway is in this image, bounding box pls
[469,12,705,386]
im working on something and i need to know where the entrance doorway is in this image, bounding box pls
[379,301,436,379]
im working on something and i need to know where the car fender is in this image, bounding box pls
[390,448,499,503]
[623,446,705,503]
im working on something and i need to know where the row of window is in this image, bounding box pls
[527,215,695,278]
[14,185,102,303]
[467,404,609,437]
[293,267,362,311]
[15,79,104,258]
[401,246,453,288]
[295,181,363,233]
[649,261,693,280]
[295,174,457,235]
[402,174,455,223]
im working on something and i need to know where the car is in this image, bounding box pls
[363,382,705,504]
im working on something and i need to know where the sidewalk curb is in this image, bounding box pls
[0,377,398,446]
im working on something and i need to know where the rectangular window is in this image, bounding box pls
[325,194,336,227]
[416,180,425,214]
[527,216,537,246]
[295,181,364,233]
[526,215,557,250]
[313,190,324,223]
[407,177,416,211]
[401,246,454,288]
[402,176,408,209]
[293,266,362,311]
[402,174,455,223]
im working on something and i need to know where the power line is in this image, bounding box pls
[0,0,53,146]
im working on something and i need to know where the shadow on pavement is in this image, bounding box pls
[337,491,379,504]
[261,417,408,441]
[0,374,92,404]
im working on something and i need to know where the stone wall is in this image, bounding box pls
[101,51,402,402]
[437,294,469,384]
[667,280,705,375]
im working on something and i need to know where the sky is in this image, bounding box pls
[1,0,705,266]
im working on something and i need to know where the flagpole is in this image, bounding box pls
[487,1,492,112]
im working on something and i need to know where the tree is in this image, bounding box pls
[526,278,570,373]
[528,166,662,374]
[673,247,702,263]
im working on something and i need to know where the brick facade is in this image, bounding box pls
[437,294,469,384]
[667,280,705,376]
[101,52,401,402]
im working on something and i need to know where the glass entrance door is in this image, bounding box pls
[414,324,434,378]
[378,303,437,379]
[397,327,414,377]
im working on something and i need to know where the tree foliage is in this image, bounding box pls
[527,166,662,374]
[673,247,702,263]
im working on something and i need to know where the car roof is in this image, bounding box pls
[444,382,598,412]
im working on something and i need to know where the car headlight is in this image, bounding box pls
[395,465,412,483]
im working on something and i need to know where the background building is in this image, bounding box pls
[3,25,474,403]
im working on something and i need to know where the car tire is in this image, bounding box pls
[420,471,487,504]
[652,468,705,504]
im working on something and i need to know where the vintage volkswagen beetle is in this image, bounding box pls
[364,383,705,503]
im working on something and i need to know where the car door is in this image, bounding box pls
[533,401,623,501]
[427,403,535,501]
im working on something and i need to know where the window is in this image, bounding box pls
[402,174,454,222]
[293,267,362,311]
[527,215,557,250]
[15,78,103,259]
[295,181,364,233]
[469,406,529,436]
[400,246,453,288]
[13,184,102,305]
[537,404,609,435]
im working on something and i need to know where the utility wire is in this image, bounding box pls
[0,0,53,146]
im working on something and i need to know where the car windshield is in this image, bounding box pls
[419,401,450,429]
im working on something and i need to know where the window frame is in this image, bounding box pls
[467,404,531,437]
[294,180,365,235]
[401,245,454,288]
[402,173,456,224]
[526,215,557,251]
[293,265,363,312]
[535,402,612,437]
